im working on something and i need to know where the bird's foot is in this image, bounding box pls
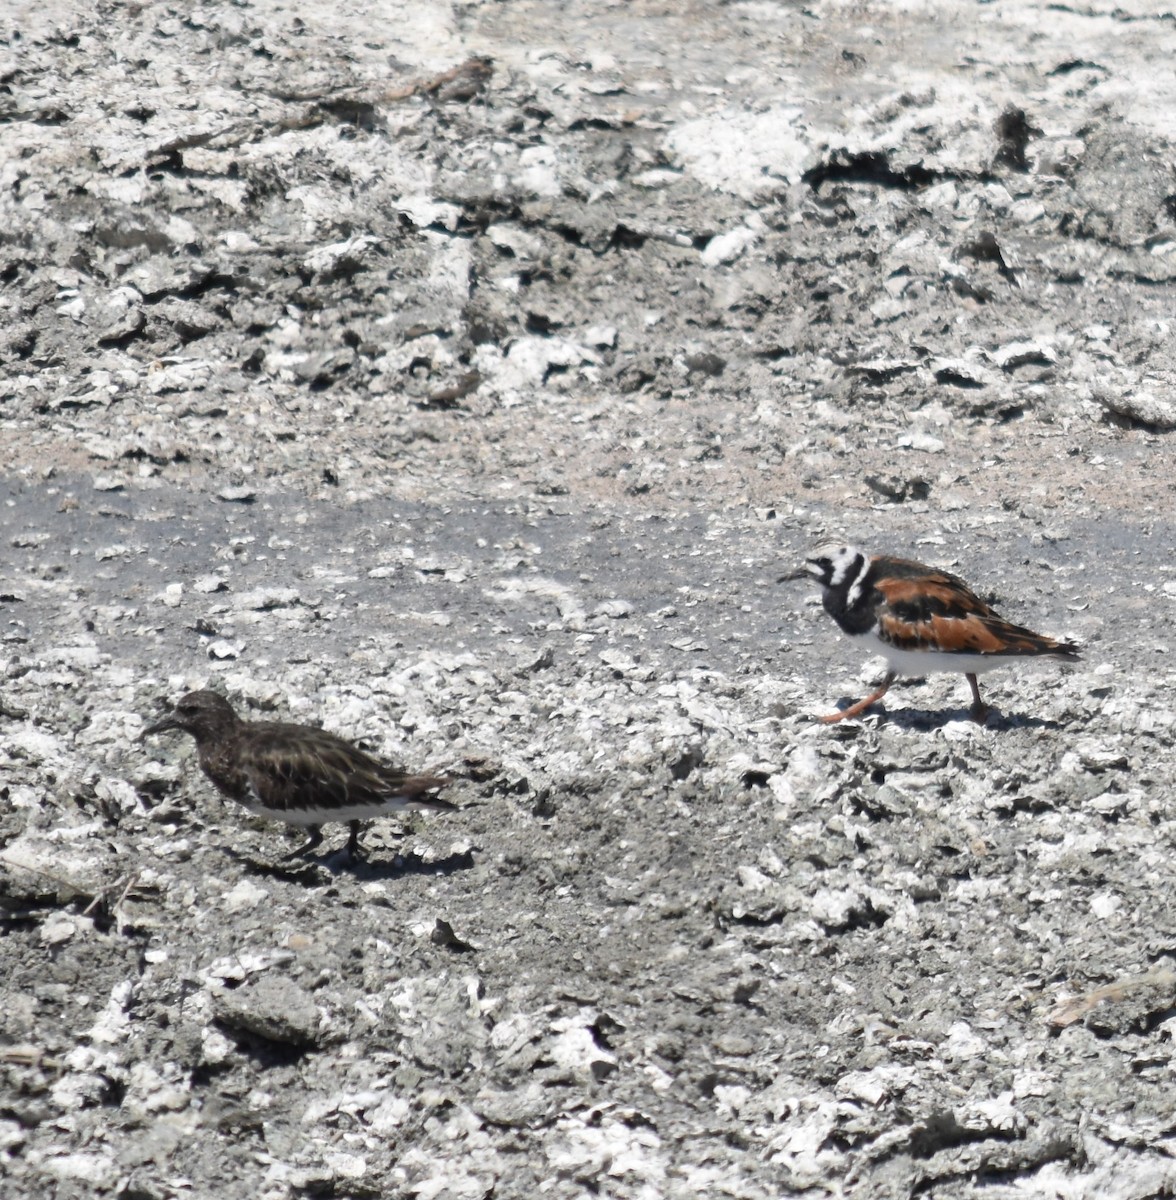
[818,707,864,724]
[965,674,991,725]
[281,825,324,860]
[816,673,897,724]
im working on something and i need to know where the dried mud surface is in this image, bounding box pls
[4,2,1176,1198]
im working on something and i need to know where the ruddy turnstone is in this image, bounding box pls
[142,690,454,858]
[795,545,1080,723]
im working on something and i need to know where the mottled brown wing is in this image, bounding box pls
[871,556,1079,659]
[877,608,1080,659]
[871,557,996,620]
[242,724,453,815]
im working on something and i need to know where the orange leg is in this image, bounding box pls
[818,672,897,724]
[966,673,990,723]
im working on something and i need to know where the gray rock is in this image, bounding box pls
[213,975,321,1047]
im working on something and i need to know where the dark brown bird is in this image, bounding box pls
[142,690,454,859]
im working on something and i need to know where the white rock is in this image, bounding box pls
[486,223,542,258]
[665,107,811,198]
[514,144,561,197]
[809,888,860,927]
[324,1152,367,1179]
[302,234,380,275]
[701,226,757,267]
[207,639,243,659]
[583,324,617,348]
[897,430,946,453]
[201,1026,235,1066]
[396,195,461,230]
[233,586,301,610]
[714,1084,751,1116]
[1096,388,1176,430]
[40,916,78,946]
[40,1153,116,1185]
[222,879,269,914]
[945,1020,987,1060]
[549,1013,617,1078]
[991,339,1057,370]
[147,358,211,394]
[95,777,141,813]
[4,728,65,763]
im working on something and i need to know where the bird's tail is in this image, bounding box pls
[987,618,1081,661]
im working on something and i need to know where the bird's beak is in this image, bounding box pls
[139,712,179,740]
[777,564,812,584]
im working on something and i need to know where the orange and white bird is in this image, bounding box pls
[796,545,1079,723]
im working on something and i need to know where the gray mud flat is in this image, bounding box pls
[4,2,1176,1198]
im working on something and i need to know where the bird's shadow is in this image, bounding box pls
[349,846,477,881]
[227,846,477,883]
[824,699,1064,733]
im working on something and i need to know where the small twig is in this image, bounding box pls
[370,56,494,103]
[1046,966,1176,1028]
[0,855,95,899]
[0,1045,63,1071]
[147,56,495,165]
[82,871,139,921]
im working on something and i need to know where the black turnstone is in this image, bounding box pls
[142,689,455,858]
[793,544,1080,723]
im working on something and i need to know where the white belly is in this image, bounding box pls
[859,632,1012,678]
[238,794,417,826]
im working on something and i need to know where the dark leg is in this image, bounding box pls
[282,824,324,859]
[345,820,364,860]
[966,673,990,723]
[818,672,897,724]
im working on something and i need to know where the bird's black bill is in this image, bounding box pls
[139,713,180,739]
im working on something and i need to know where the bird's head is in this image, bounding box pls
[801,544,867,591]
[141,690,240,742]
[780,544,868,591]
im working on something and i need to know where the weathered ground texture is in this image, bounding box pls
[6,0,1176,1196]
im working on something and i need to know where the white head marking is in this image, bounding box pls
[806,543,867,590]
